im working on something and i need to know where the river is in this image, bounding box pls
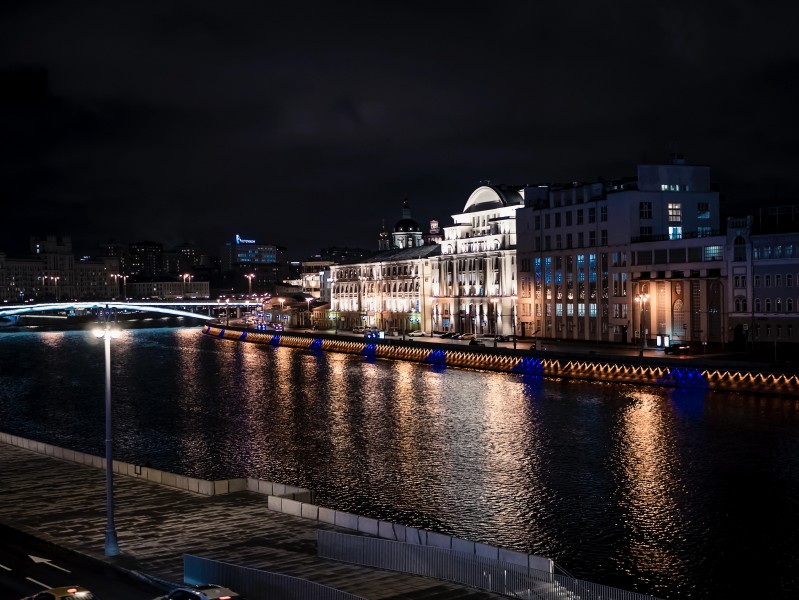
[0,327,797,599]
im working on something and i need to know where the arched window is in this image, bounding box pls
[788,298,794,312]
[755,298,761,312]
[776,298,782,312]
[765,298,772,312]
[755,275,761,287]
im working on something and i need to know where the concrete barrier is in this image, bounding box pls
[0,433,312,501]
[1,431,553,575]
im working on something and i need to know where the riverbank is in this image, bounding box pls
[204,323,799,396]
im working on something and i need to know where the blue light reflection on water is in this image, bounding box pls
[1,328,798,599]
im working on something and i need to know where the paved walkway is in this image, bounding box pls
[0,442,505,599]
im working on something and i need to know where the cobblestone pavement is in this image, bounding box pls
[0,442,505,599]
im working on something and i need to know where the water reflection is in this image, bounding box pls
[1,328,799,599]
[615,391,687,596]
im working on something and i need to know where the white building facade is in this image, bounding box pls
[428,185,521,335]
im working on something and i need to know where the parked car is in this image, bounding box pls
[352,326,365,333]
[468,338,485,347]
[439,332,456,338]
[153,583,245,600]
[663,343,691,355]
[22,587,98,600]
[460,333,476,340]
[407,330,426,337]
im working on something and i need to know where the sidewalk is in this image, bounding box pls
[0,442,504,599]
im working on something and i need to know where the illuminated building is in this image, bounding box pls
[428,184,521,335]
[516,155,724,345]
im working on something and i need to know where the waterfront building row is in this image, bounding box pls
[329,156,799,351]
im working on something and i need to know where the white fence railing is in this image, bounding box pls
[183,554,367,600]
[318,531,663,600]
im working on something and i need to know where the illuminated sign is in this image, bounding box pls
[235,234,256,244]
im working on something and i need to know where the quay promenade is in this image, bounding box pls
[206,323,799,397]
[0,438,509,600]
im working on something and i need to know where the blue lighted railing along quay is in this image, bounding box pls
[202,325,799,396]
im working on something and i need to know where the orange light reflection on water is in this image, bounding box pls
[616,390,689,579]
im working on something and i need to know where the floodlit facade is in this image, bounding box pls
[428,185,522,335]
[516,156,724,346]
[330,245,439,332]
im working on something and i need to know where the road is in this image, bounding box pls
[0,523,161,599]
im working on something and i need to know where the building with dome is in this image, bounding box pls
[428,184,523,335]
[331,200,438,332]
[378,199,424,250]
[330,187,523,335]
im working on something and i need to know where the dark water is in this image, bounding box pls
[1,328,797,599]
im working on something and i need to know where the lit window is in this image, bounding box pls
[668,203,682,224]
[703,246,723,261]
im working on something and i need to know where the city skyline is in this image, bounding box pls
[2,1,799,259]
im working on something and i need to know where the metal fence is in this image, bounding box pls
[317,531,663,600]
[183,554,367,600]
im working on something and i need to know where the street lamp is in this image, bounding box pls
[511,296,517,350]
[51,275,60,301]
[306,297,312,327]
[245,273,255,297]
[225,298,230,326]
[92,307,121,557]
[182,273,193,298]
[279,297,285,326]
[636,291,649,357]
[112,274,129,300]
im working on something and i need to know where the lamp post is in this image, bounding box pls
[92,307,120,557]
[245,273,255,297]
[306,297,312,327]
[636,291,649,357]
[51,275,60,301]
[491,299,498,347]
[182,273,193,298]
[279,297,285,327]
[225,298,230,326]
[112,274,128,300]
[511,297,517,350]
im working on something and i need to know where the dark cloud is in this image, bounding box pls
[2,0,798,258]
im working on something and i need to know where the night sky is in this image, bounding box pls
[2,1,798,260]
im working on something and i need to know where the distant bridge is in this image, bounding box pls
[0,300,258,321]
